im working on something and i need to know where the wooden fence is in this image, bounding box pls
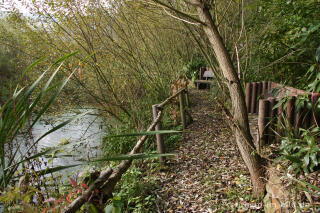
[245,81,320,148]
[63,84,191,212]
[152,87,191,161]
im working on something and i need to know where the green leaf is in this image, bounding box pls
[303,154,310,166]
[89,204,99,213]
[106,130,182,138]
[35,164,81,176]
[284,155,301,163]
[20,56,46,80]
[52,51,79,66]
[310,153,318,167]
[316,46,320,63]
[104,204,113,213]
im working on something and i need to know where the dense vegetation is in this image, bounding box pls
[0,0,319,212]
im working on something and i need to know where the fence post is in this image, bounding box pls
[286,96,295,127]
[251,82,258,113]
[257,82,263,113]
[185,88,190,108]
[262,81,268,98]
[152,104,165,162]
[179,90,186,129]
[245,83,252,113]
[258,99,270,150]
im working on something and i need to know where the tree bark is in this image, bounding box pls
[191,0,265,196]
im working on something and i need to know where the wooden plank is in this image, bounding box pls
[194,80,214,84]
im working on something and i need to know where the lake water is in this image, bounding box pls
[34,109,106,174]
[0,109,106,211]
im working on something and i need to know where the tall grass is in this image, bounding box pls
[0,52,85,189]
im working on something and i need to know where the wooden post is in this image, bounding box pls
[251,82,258,113]
[258,99,270,150]
[268,98,277,143]
[179,91,186,129]
[245,83,252,113]
[286,97,295,127]
[184,89,193,125]
[256,82,263,113]
[185,89,190,108]
[301,94,312,129]
[268,81,272,92]
[262,81,268,98]
[152,104,165,162]
[276,102,284,142]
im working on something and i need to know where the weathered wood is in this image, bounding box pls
[152,105,165,162]
[256,82,263,113]
[245,82,252,113]
[262,81,268,98]
[268,98,277,143]
[286,97,295,126]
[276,102,284,142]
[199,67,206,80]
[258,99,270,149]
[301,94,312,129]
[179,91,186,129]
[251,82,258,113]
[157,88,185,108]
[185,90,190,108]
[194,80,214,84]
[268,81,272,91]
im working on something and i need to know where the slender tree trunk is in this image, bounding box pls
[192,0,265,197]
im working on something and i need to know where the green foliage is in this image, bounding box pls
[0,53,83,189]
[113,165,158,212]
[246,0,320,87]
[105,197,123,213]
[305,50,320,92]
[279,127,320,174]
[183,55,207,80]
[103,125,139,155]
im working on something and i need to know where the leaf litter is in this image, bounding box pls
[150,89,263,212]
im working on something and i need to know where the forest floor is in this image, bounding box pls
[150,89,263,212]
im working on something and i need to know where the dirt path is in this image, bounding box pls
[152,89,263,212]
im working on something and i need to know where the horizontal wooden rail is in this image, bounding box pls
[158,88,185,108]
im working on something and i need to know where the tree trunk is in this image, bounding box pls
[192,0,265,197]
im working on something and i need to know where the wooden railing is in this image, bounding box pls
[152,87,191,161]
[245,81,320,148]
[63,84,191,212]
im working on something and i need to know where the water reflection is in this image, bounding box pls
[33,109,106,176]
